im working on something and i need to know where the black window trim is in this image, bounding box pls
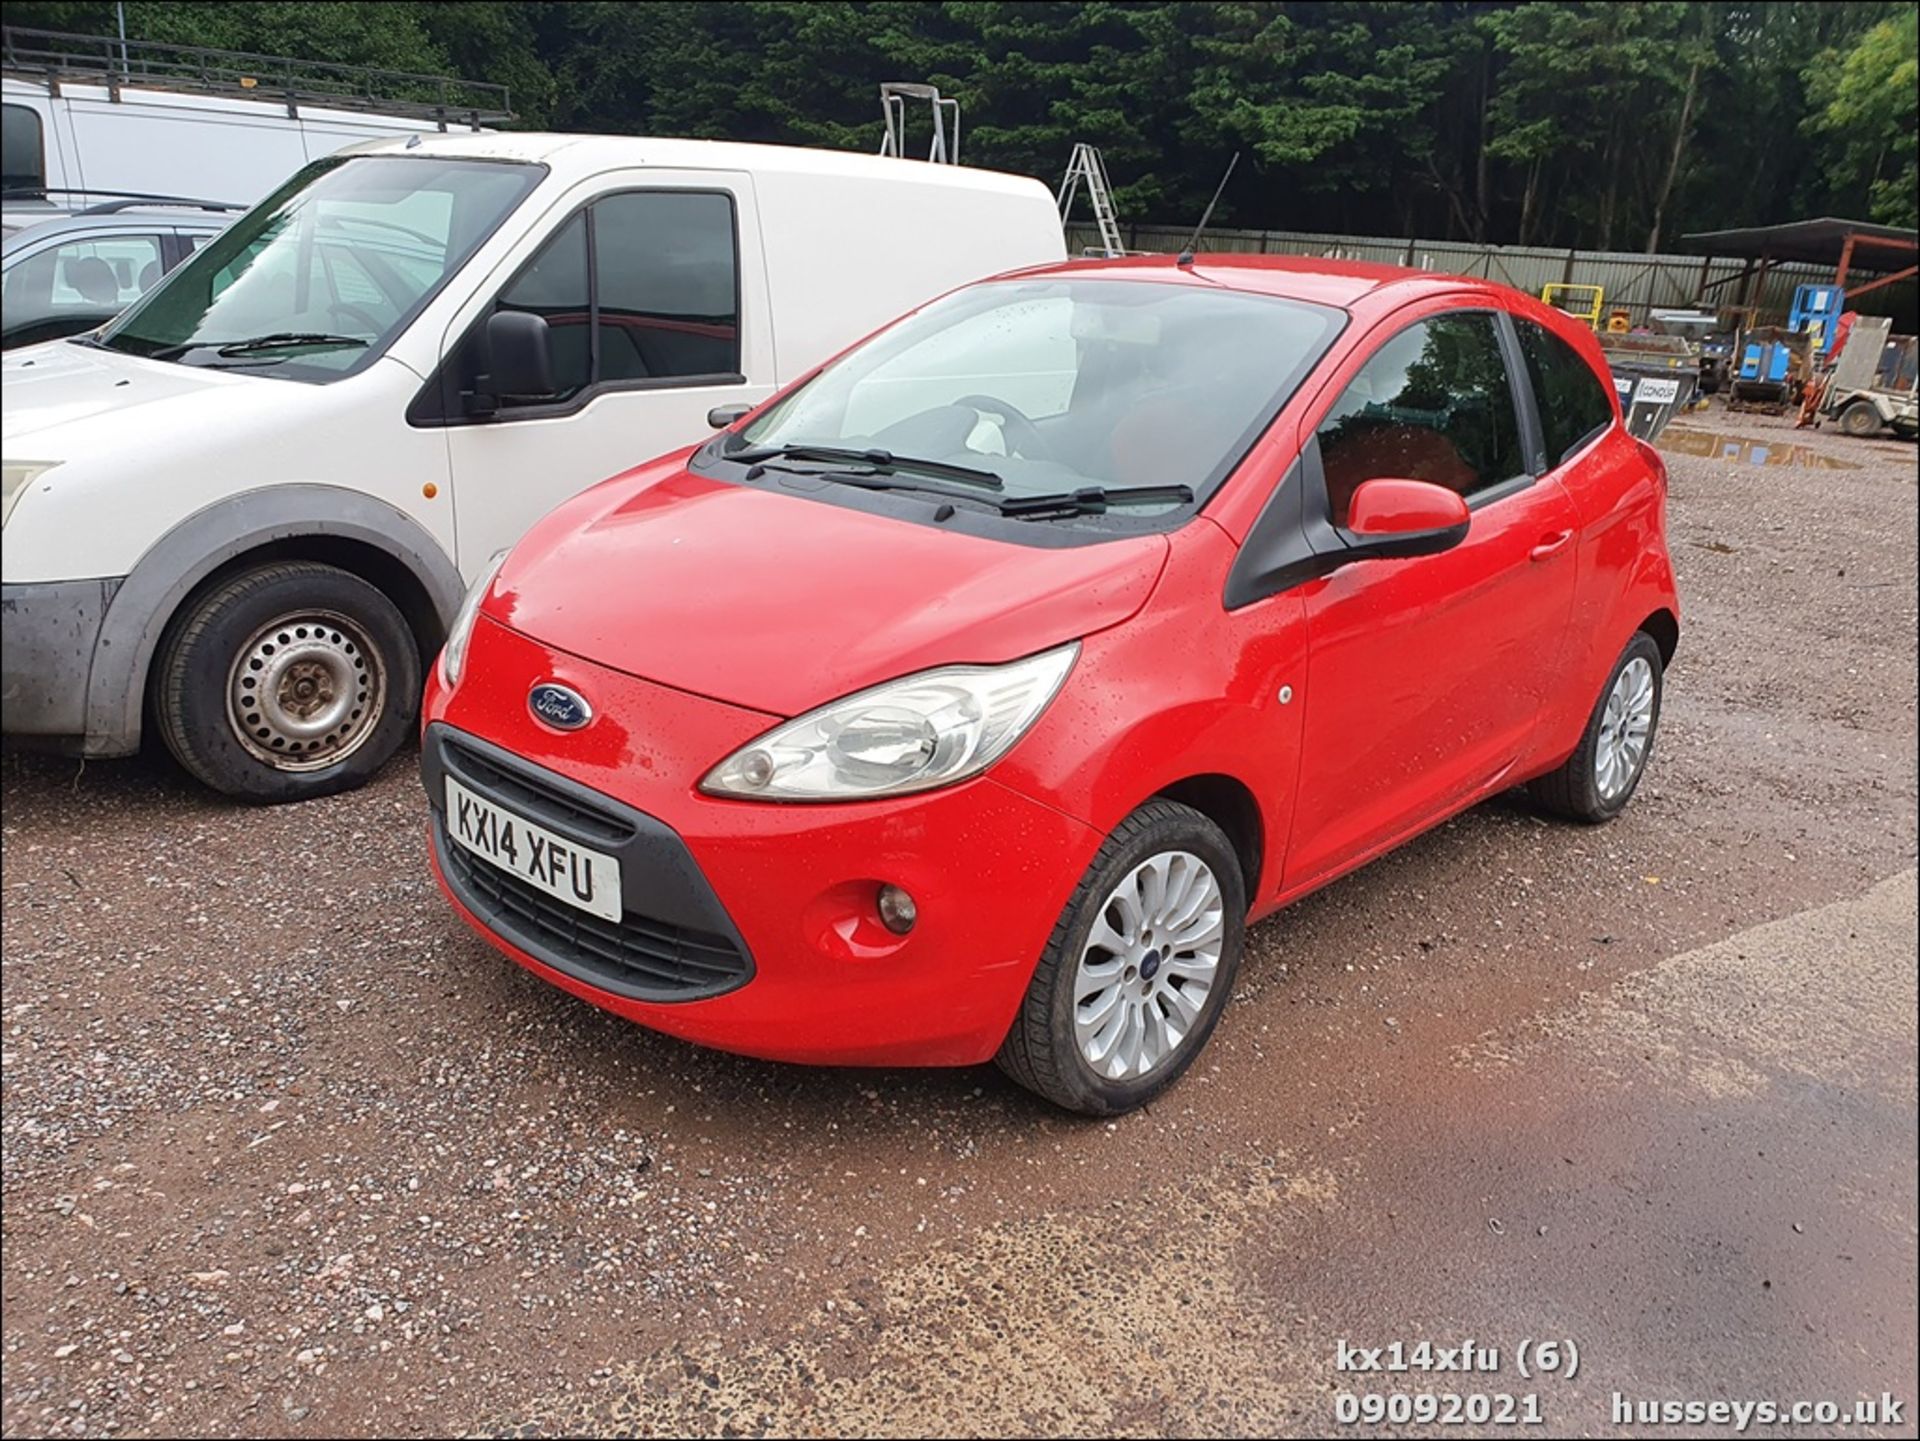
[407,184,746,429]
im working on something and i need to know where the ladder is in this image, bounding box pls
[878,82,960,164]
[1058,143,1125,257]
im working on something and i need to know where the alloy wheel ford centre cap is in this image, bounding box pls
[527,682,593,731]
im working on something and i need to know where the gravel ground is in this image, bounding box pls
[2,405,1914,1438]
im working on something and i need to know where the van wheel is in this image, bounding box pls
[996,801,1246,1115]
[154,562,419,803]
[1837,400,1881,437]
[1527,632,1663,824]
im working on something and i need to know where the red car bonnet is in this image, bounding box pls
[484,461,1172,717]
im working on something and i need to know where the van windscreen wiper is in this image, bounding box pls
[998,484,1194,519]
[148,333,370,361]
[212,333,369,357]
[727,443,1004,490]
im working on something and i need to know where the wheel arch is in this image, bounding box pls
[1151,773,1265,905]
[1639,606,1680,667]
[84,485,464,757]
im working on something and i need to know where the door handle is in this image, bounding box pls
[1530,530,1574,562]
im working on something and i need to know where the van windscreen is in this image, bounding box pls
[93,154,544,381]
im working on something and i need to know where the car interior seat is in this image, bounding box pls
[66,256,121,306]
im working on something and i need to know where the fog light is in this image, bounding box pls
[877,884,917,935]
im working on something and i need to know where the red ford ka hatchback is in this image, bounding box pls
[420,255,1678,1114]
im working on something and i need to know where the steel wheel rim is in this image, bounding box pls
[1073,849,1225,1082]
[225,609,385,772]
[1595,656,1655,802]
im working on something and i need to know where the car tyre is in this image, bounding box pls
[1527,631,1664,824]
[1836,399,1881,438]
[996,800,1246,1115]
[154,561,420,803]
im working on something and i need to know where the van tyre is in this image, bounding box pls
[1837,400,1881,437]
[1527,631,1663,824]
[996,800,1246,1115]
[155,562,419,804]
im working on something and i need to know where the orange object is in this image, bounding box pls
[422,482,439,499]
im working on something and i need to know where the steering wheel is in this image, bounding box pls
[953,393,1055,461]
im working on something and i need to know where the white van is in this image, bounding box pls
[0,132,1066,800]
[2,29,503,224]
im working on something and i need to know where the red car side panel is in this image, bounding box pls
[992,517,1308,910]
[1525,429,1679,774]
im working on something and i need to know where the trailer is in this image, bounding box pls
[1816,316,1918,438]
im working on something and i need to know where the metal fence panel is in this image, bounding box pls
[1062,222,1913,325]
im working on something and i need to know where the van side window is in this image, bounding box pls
[2,104,44,195]
[594,191,739,381]
[496,212,591,400]
[1317,313,1525,522]
[1516,319,1615,466]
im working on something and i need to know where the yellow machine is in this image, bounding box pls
[1541,283,1604,330]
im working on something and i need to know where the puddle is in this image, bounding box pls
[1657,428,1859,470]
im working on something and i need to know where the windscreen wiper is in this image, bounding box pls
[212,333,369,357]
[148,333,370,361]
[997,484,1195,519]
[759,465,1010,512]
[728,443,1004,490]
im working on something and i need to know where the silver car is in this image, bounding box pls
[2,200,237,349]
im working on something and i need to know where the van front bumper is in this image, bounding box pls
[0,578,120,742]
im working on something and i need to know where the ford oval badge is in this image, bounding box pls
[528,682,592,731]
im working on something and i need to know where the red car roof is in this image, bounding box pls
[1016,251,1498,310]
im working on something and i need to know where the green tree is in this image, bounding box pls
[1803,8,1919,226]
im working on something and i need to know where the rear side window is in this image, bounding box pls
[1517,320,1614,466]
[1317,313,1526,521]
[2,104,44,195]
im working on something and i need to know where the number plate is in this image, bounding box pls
[1636,377,1681,404]
[444,775,622,922]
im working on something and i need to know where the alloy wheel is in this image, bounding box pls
[1072,849,1225,1081]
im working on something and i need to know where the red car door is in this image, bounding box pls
[1281,305,1580,894]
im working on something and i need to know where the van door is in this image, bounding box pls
[433,171,773,569]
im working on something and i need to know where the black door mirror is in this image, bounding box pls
[479,310,555,401]
[707,403,753,430]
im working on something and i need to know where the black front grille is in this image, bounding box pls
[442,735,635,848]
[440,824,751,997]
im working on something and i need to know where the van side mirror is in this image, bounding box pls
[1342,478,1470,559]
[477,310,555,402]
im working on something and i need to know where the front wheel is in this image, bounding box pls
[996,800,1246,1115]
[153,561,420,803]
[1527,632,1664,824]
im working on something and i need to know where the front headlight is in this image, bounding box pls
[439,550,508,687]
[701,642,1080,801]
[2,461,60,527]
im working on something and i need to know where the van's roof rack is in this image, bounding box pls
[1,26,513,130]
